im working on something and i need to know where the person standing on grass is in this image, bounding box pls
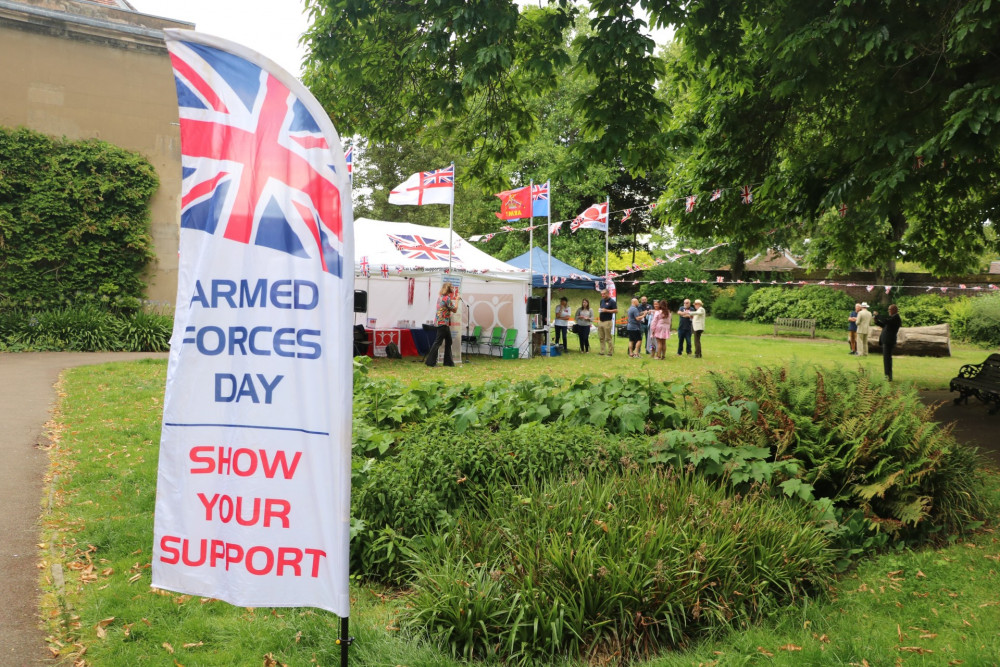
[648,299,672,359]
[626,298,644,358]
[691,299,706,358]
[855,302,873,356]
[425,283,458,367]
[874,304,902,381]
[597,289,617,356]
[574,298,593,352]
[676,298,693,356]
[553,296,571,353]
[847,303,860,355]
[638,295,653,354]
[646,300,659,354]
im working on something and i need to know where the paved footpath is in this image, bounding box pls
[0,352,167,665]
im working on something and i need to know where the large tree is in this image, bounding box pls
[304,0,999,277]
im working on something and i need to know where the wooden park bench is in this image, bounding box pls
[950,353,1000,415]
[773,317,816,338]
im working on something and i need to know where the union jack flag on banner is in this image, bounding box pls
[685,195,697,213]
[741,185,753,204]
[157,31,353,617]
[344,146,353,184]
[389,165,455,206]
[387,234,457,262]
[359,256,369,277]
[621,208,634,223]
[710,189,722,201]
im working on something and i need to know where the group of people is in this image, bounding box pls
[847,301,902,381]
[552,291,707,359]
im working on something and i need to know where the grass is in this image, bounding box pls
[37,329,1000,665]
[393,318,987,391]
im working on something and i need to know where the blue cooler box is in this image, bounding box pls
[540,345,561,357]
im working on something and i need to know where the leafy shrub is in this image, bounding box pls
[403,469,834,664]
[681,364,988,548]
[353,422,645,580]
[116,311,171,351]
[894,293,952,327]
[965,293,1000,347]
[0,126,158,306]
[945,296,974,340]
[711,284,755,320]
[745,286,854,329]
[637,259,715,310]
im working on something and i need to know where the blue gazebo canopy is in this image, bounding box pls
[507,248,601,289]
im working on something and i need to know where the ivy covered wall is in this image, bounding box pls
[0,126,158,307]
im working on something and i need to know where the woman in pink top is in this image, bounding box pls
[647,300,673,359]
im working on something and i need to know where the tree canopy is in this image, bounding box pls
[303,0,1000,277]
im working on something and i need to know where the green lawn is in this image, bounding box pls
[390,319,988,391]
[37,326,1000,665]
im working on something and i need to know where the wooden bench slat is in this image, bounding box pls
[950,353,1000,415]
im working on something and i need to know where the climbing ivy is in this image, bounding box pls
[0,126,158,307]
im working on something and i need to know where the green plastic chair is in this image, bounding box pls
[501,328,518,356]
[486,326,505,356]
[462,325,483,355]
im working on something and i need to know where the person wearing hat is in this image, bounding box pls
[855,302,873,356]
[691,298,707,358]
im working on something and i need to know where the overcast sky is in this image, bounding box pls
[129,1,671,80]
[129,0,310,76]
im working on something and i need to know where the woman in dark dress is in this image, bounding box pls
[874,304,902,381]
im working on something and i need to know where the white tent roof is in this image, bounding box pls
[354,218,529,281]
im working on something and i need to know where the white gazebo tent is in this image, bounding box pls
[354,218,531,357]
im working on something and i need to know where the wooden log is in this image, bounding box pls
[868,323,950,357]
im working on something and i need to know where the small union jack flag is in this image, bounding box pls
[740,185,753,204]
[838,203,848,217]
[710,189,722,201]
[423,165,454,186]
[914,155,924,169]
[531,182,549,217]
[344,146,353,183]
[380,264,389,278]
[387,233,458,262]
[621,208,634,223]
[685,195,697,213]
[359,256,369,277]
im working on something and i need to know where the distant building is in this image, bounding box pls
[0,0,192,304]
[718,249,802,273]
[990,261,1000,275]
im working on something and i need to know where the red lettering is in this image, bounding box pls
[264,499,290,528]
[225,543,244,571]
[304,548,326,577]
[210,539,226,567]
[189,446,215,474]
[260,450,302,479]
[197,492,219,520]
[232,447,257,476]
[218,447,232,475]
[157,538,326,578]
[246,546,274,575]
[159,535,180,564]
[236,496,261,526]
[218,495,233,522]
[276,547,302,576]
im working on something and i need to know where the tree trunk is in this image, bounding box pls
[868,323,950,357]
[730,248,746,282]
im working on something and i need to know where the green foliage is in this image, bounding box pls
[403,469,834,664]
[744,286,854,329]
[894,293,952,327]
[352,422,643,581]
[638,260,715,309]
[965,293,1000,347]
[116,311,172,352]
[710,284,755,320]
[0,126,158,307]
[683,364,989,550]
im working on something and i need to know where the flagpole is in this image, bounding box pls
[528,179,534,359]
[546,180,552,351]
[604,195,610,284]
[448,161,455,275]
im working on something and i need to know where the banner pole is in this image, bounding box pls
[337,616,353,666]
[448,162,455,275]
[546,180,552,350]
[604,195,610,283]
[528,180,534,359]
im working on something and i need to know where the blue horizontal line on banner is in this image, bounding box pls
[164,422,330,436]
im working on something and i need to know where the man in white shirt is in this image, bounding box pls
[691,299,707,358]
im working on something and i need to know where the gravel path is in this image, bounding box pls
[0,352,167,665]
